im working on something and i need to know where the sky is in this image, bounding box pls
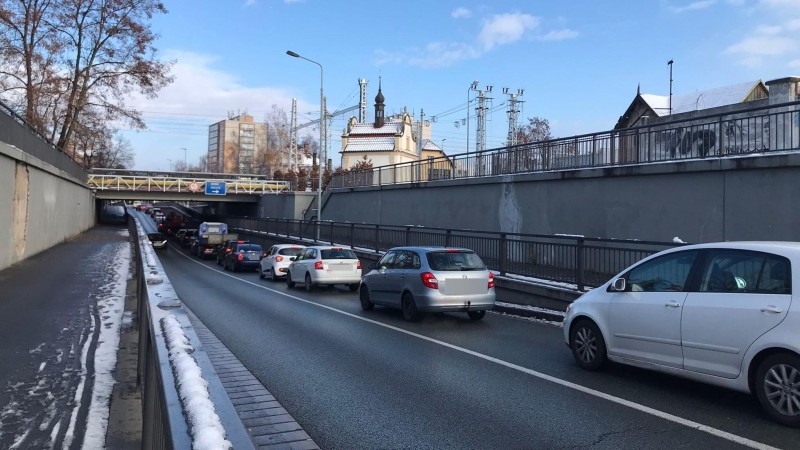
[121,0,800,171]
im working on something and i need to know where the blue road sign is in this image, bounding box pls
[205,181,227,196]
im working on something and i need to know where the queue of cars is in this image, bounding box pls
[141,209,800,426]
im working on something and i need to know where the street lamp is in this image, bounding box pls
[167,158,172,171]
[180,147,187,169]
[287,50,324,241]
[466,80,479,153]
[441,138,446,152]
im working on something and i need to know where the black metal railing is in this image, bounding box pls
[222,216,682,291]
[329,100,800,189]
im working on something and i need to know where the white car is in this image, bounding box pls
[563,241,799,426]
[259,244,306,281]
[286,246,362,292]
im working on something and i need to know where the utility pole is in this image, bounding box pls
[290,98,298,171]
[503,88,524,147]
[476,85,492,176]
[668,59,674,115]
[466,81,479,153]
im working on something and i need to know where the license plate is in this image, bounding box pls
[329,264,352,271]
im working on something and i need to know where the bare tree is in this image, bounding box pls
[515,117,553,170]
[0,0,173,153]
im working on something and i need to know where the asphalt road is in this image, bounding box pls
[140,210,800,449]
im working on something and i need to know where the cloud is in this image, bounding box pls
[723,3,800,68]
[537,28,579,41]
[478,13,541,50]
[243,0,256,6]
[667,0,717,13]
[451,7,471,19]
[789,59,800,69]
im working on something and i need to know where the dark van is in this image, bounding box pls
[100,204,127,225]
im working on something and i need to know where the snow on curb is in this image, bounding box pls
[161,315,231,450]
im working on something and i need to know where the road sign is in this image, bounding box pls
[205,181,227,196]
[188,181,201,192]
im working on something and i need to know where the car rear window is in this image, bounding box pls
[427,251,486,271]
[185,230,197,236]
[148,233,166,240]
[321,249,357,259]
[238,244,262,252]
[279,248,303,256]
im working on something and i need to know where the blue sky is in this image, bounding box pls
[122,0,800,170]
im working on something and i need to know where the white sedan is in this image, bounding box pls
[259,244,305,281]
[563,241,799,426]
[286,246,362,292]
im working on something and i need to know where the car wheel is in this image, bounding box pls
[359,286,374,311]
[217,257,222,266]
[467,310,486,320]
[755,353,800,427]
[286,271,295,288]
[231,262,238,273]
[259,267,265,279]
[569,320,607,371]
[305,273,315,292]
[271,268,279,282]
[348,283,359,292]
[401,292,420,322]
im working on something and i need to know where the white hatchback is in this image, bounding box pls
[259,244,306,281]
[286,246,362,292]
[563,241,800,426]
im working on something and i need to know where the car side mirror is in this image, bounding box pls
[612,278,627,292]
[378,265,387,274]
[289,256,296,261]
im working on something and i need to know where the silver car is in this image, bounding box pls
[359,246,495,321]
[563,241,800,427]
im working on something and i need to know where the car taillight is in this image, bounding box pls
[356,261,361,269]
[276,256,283,262]
[314,261,323,270]
[421,272,438,289]
[226,248,232,253]
[261,252,267,258]
[488,272,495,289]
[237,254,244,261]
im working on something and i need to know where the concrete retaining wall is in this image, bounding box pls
[319,152,800,243]
[0,142,94,271]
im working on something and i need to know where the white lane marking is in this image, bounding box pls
[173,248,778,450]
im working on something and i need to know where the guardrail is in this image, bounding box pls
[329,100,800,189]
[221,216,682,291]
[130,216,252,449]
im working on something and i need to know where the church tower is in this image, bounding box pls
[374,78,385,128]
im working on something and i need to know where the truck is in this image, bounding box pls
[192,222,238,259]
[158,211,185,235]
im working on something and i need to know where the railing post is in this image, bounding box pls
[374,224,380,253]
[445,229,452,247]
[350,223,355,248]
[499,233,507,275]
[576,237,585,292]
[405,226,411,246]
[329,221,334,245]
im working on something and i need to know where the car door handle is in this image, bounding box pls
[665,301,681,308]
[761,305,783,314]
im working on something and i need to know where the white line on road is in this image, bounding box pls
[174,248,779,450]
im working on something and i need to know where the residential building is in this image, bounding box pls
[207,114,268,174]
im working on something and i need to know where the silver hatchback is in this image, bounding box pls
[359,247,495,321]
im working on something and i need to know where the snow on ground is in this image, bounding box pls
[161,315,231,450]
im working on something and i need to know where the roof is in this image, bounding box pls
[346,121,403,136]
[343,137,396,153]
[421,139,441,151]
[641,80,763,116]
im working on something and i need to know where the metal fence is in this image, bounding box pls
[0,99,86,181]
[329,100,800,189]
[224,216,682,291]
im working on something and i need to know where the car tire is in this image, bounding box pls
[305,273,315,292]
[401,292,420,322]
[359,286,374,311]
[287,271,295,288]
[348,283,359,292]
[467,310,486,320]
[217,257,222,266]
[569,319,607,371]
[231,262,238,273]
[271,268,279,282]
[755,353,800,427]
[259,267,265,279]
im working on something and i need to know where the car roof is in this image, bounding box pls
[307,245,354,250]
[274,243,305,248]
[387,246,474,253]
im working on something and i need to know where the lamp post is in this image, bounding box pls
[167,158,172,172]
[441,138,446,152]
[466,80,479,153]
[287,50,324,241]
[180,147,187,169]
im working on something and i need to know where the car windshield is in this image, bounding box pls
[279,248,304,256]
[321,249,357,259]
[148,233,166,241]
[238,244,262,252]
[185,230,197,236]
[427,251,486,271]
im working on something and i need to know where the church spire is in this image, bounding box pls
[374,77,385,128]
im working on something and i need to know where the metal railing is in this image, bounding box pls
[222,216,682,291]
[329,100,800,189]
